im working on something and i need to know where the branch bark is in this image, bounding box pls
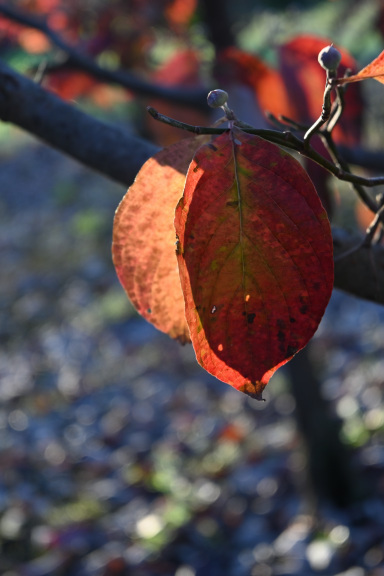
[0,59,383,305]
[333,227,384,304]
[0,59,158,185]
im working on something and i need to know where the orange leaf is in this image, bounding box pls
[336,49,384,85]
[175,128,334,399]
[112,136,207,343]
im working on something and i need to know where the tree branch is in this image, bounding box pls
[333,227,384,304]
[0,59,383,305]
[0,4,208,108]
[0,59,158,186]
[147,107,384,201]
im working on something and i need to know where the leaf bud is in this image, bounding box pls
[318,44,342,72]
[207,89,229,108]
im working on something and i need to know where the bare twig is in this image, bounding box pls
[304,76,334,144]
[364,202,384,246]
[147,106,384,192]
[320,131,378,213]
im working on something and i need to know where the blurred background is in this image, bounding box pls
[1,0,384,574]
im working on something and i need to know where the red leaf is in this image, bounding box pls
[112,136,207,343]
[175,128,334,398]
[336,50,384,85]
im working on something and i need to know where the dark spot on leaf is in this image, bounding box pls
[242,311,246,316]
[147,308,152,314]
[277,330,285,342]
[313,282,321,291]
[299,295,308,314]
[226,200,239,208]
[247,313,256,324]
[289,317,296,323]
[208,144,218,151]
[277,319,286,330]
[286,345,298,358]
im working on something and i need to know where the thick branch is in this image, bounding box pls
[333,227,384,304]
[0,59,158,186]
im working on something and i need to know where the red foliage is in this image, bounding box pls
[174,128,333,398]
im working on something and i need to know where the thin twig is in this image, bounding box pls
[279,116,309,131]
[148,106,384,190]
[364,202,384,246]
[320,131,378,213]
[265,112,307,132]
[304,76,334,144]
[325,85,344,134]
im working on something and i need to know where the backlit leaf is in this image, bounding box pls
[112,136,207,343]
[175,128,334,398]
[336,49,384,85]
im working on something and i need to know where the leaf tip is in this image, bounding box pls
[238,380,266,401]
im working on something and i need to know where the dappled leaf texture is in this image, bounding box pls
[113,137,207,343]
[175,128,334,399]
[336,49,384,85]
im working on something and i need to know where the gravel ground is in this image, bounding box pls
[1,140,384,576]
